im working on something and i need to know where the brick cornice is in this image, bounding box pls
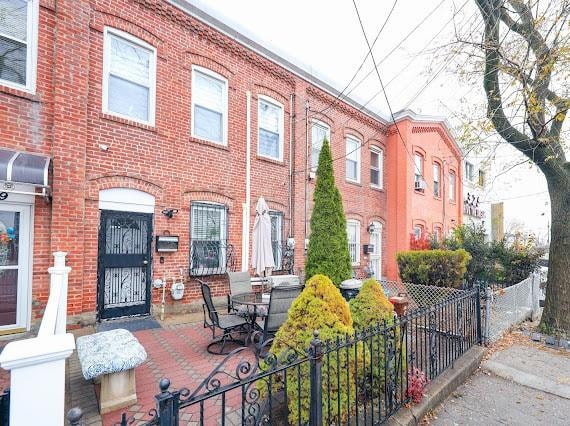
[411,126,462,160]
[306,86,387,135]
[132,0,295,87]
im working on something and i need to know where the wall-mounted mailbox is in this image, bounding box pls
[363,244,375,254]
[156,235,179,252]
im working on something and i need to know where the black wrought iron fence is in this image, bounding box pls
[273,241,294,273]
[189,241,236,276]
[0,388,9,426]
[68,288,481,426]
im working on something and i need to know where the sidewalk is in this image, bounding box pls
[428,331,570,425]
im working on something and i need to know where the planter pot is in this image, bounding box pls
[339,278,363,302]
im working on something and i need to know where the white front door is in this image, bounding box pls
[370,222,382,280]
[0,204,31,332]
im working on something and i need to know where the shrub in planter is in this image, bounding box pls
[305,140,352,286]
[396,249,471,288]
[268,274,366,424]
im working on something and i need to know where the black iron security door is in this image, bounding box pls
[97,210,153,320]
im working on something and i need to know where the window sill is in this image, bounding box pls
[351,263,360,268]
[414,189,426,196]
[0,84,40,102]
[256,155,285,166]
[190,136,230,151]
[434,196,442,201]
[345,179,362,187]
[370,185,385,193]
[100,113,157,132]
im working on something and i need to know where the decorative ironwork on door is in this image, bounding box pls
[98,210,152,320]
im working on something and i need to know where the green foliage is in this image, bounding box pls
[444,224,544,287]
[349,278,394,328]
[305,140,352,286]
[269,274,365,424]
[396,249,472,288]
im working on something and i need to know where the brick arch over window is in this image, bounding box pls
[87,175,164,203]
[90,11,163,53]
[184,51,234,79]
[183,191,234,210]
[264,199,287,213]
[254,85,289,107]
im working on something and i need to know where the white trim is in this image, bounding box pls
[191,65,228,145]
[98,188,155,213]
[345,135,361,184]
[346,219,360,266]
[370,146,384,189]
[102,27,157,126]
[369,221,382,279]
[0,0,39,93]
[257,95,284,161]
[310,119,331,170]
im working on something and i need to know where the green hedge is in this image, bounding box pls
[396,249,471,288]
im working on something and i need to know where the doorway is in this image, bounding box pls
[370,221,382,280]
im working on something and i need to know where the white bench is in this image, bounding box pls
[76,329,147,414]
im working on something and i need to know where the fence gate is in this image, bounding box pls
[97,210,152,320]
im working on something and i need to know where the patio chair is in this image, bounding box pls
[255,285,302,352]
[200,281,249,355]
[227,271,253,313]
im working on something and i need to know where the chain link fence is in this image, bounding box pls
[481,273,541,344]
[380,280,465,311]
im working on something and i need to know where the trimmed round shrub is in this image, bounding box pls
[396,249,471,288]
[349,278,394,328]
[268,274,365,424]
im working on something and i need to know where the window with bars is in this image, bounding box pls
[370,147,383,188]
[190,202,229,276]
[311,121,330,170]
[258,97,283,160]
[192,68,227,144]
[346,219,360,265]
[269,211,283,270]
[433,162,441,198]
[0,0,37,91]
[346,136,361,183]
[103,28,156,124]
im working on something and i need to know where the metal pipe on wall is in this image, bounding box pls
[288,94,295,238]
[242,91,252,271]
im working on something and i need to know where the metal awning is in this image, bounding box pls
[0,149,51,195]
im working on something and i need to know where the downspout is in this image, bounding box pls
[242,91,252,271]
[288,94,295,238]
[304,101,309,243]
[442,161,446,234]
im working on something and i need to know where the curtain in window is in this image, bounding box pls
[193,71,225,142]
[311,123,329,169]
[259,100,281,159]
[108,35,151,121]
[0,0,29,85]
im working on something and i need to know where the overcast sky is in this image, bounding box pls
[188,0,551,240]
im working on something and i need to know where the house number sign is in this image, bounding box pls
[0,192,8,201]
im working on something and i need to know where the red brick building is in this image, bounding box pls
[0,0,461,332]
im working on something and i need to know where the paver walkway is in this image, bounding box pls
[429,334,570,426]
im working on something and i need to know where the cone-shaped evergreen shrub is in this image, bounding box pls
[269,274,365,424]
[305,140,352,286]
[349,278,394,328]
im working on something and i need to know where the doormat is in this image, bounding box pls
[96,317,162,333]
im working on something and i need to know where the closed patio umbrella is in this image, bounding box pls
[251,197,275,277]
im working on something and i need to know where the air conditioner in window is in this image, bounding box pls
[414,179,426,191]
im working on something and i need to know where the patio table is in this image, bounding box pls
[230,292,270,341]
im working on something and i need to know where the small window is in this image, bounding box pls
[413,225,423,240]
[347,219,360,265]
[346,136,361,183]
[103,28,156,124]
[192,67,228,144]
[0,0,38,91]
[433,163,441,198]
[269,211,283,270]
[190,203,228,275]
[434,227,442,242]
[465,161,475,182]
[414,154,424,185]
[258,97,284,160]
[370,147,383,188]
[449,170,456,202]
[478,170,486,187]
[311,121,330,170]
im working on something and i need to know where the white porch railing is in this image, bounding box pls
[0,252,75,426]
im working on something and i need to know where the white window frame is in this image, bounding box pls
[449,170,456,201]
[370,146,384,189]
[102,27,156,125]
[190,202,228,275]
[345,135,361,183]
[311,120,331,170]
[414,153,424,184]
[347,219,360,266]
[433,162,441,198]
[0,0,39,92]
[191,65,228,145]
[257,95,284,161]
[465,161,475,182]
[269,211,283,270]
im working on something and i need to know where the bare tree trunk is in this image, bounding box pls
[540,176,570,337]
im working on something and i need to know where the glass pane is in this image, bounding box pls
[192,240,221,269]
[0,211,19,266]
[259,129,279,158]
[370,151,378,168]
[194,71,224,112]
[311,123,329,168]
[194,105,223,142]
[104,267,146,308]
[192,205,223,240]
[346,139,358,161]
[370,169,379,185]
[108,75,149,121]
[0,34,26,85]
[105,216,148,255]
[259,100,280,133]
[311,146,320,169]
[346,159,357,180]
[110,35,150,86]
[0,0,28,41]
[0,269,17,326]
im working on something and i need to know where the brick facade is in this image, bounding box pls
[0,0,461,330]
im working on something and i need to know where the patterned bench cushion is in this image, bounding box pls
[76,329,147,380]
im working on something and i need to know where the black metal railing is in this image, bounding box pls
[273,241,294,273]
[189,241,236,276]
[0,388,9,426]
[68,288,481,425]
